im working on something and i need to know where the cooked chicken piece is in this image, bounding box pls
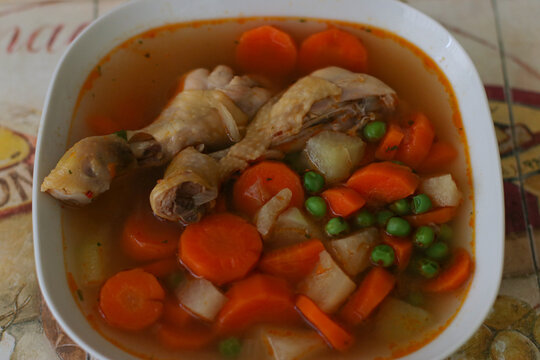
[40,134,136,205]
[152,67,397,223]
[42,65,271,205]
[150,147,220,223]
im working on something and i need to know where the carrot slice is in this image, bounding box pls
[99,269,165,330]
[162,296,194,328]
[405,206,457,227]
[142,257,180,278]
[382,232,413,271]
[346,161,419,204]
[258,240,325,283]
[340,267,396,326]
[396,112,435,168]
[359,143,377,167]
[416,141,458,173]
[322,187,366,217]
[424,248,472,292]
[236,25,297,77]
[298,28,368,74]
[216,274,299,334]
[179,213,262,285]
[121,207,182,262]
[157,322,214,350]
[375,123,405,161]
[296,295,354,351]
[233,161,304,216]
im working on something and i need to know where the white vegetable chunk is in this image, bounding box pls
[420,174,462,207]
[176,277,227,322]
[240,326,326,360]
[374,297,431,343]
[298,250,356,313]
[328,227,379,276]
[255,188,292,238]
[271,207,323,246]
[304,131,365,183]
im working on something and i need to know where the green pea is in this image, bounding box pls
[414,226,435,248]
[406,291,425,307]
[219,337,242,358]
[418,258,440,279]
[305,196,327,217]
[426,242,449,260]
[363,121,387,142]
[326,217,349,236]
[411,194,432,214]
[386,217,412,237]
[303,171,325,193]
[354,209,376,228]
[438,224,453,242]
[389,198,410,215]
[371,244,395,267]
[376,210,394,226]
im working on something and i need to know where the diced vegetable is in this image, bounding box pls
[298,250,356,313]
[411,194,433,214]
[217,274,299,334]
[382,232,413,271]
[176,277,228,322]
[370,244,395,267]
[296,295,354,351]
[438,224,453,241]
[255,188,293,238]
[156,322,214,350]
[414,226,435,248]
[340,267,395,325]
[376,210,394,226]
[219,337,242,358]
[303,171,325,193]
[179,213,262,285]
[325,217,350,237]
[417,141,458,173]
[236,25,297,77]
[304,196,327,218]
[80,237,108,286]
[322,187,366,217]
[353,209,376,228]
[426,242,450,260]
[375,123,405,160]
[396,112,435,168]
[363,121,387,142]
[405,207,457,227]
[233,161,304,217]
[298,28,368,74]
[272,207,323,246]
[420,174,462,208]
[414,257,440,279]
[304,131,365,183]
[386,217,412,237]
[374,298,431,343]
[259,240,325,283]
[424,248,472,292]
[328,228,379,276]
[346,161,419,204]
[389,198,410,216]
[99,269,165,330]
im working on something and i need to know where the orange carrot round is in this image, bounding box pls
[157,322,214,350]
[258,240,325,283]
[346,161,419,204]
[179,213,262,285]
[322,187,366,217]
[405,207,457,227]
[396,112,435,168]
[236,25,297,77]
[216,274,299,334]
[340,267,396,326]
[381,232,413,271]
[142,257,180,278]
[375,123,405,161]
[298,28,368,74]
[99,269,165,330]
[233,161,304,216]
[424,248,472,292]
[122,207,182,262]
[296,295,354,351]
[417,141,458,173]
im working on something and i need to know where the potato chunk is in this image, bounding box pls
[271,207,323,246]
[328,227,379,276]
[176,277,227,322]
[420,174,462,207]
[304,131,365,183]
[375,297,431,343]
[298,250,356,313]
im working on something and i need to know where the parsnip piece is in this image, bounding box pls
[304,131,365,183]
[255,188,292,238]
[374,297,431,343]
[271,207,322,246]
[420,174,462,207]
[298,250,356,313]
[80,240,108,287]
[176,277,227,322]
[328,227,379,276]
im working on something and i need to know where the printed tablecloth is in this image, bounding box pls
[0,0,539,359]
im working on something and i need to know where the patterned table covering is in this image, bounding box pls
[0,1,539,359]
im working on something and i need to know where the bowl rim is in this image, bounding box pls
[33,0,504,359]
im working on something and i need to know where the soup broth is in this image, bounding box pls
[62,17,473,360]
